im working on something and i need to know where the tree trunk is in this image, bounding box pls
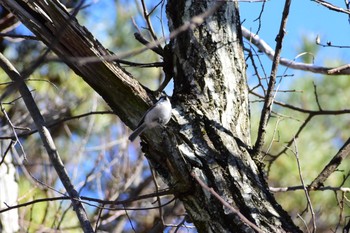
[160,1,302,232]
[0,0,302,232]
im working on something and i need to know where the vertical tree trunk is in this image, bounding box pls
[162,1,301,232]
[0,142,19,233]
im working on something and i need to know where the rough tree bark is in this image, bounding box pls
[0,0,302,232]
[162,1,301,232]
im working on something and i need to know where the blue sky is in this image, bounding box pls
[81,0,350,78]
[15,0,350,67]
[240,0,350,64]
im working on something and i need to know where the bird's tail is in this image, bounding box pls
[128,124,147,141]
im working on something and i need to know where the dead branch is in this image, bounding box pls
[270,186,350,193]
[251,91,350,115]
[253,0,292,157]
[291,139,316,233]
[312,0,350,15]
[0,110,114,139]
[242,26,350,75]
[310,137,350,189]
[0,52,94,232]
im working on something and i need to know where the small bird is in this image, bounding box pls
[129,96,172,141]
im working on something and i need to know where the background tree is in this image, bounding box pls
[0,0,350,232]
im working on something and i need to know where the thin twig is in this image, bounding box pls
[251,91,350,115]
[0,189,173,214]
[140,0,161,43]
[0,140,14,166]
[150,163,165,229]
[0,110,114,140]
[292,138,316,233]
[312,82,322,111]
[297,214,310,233]
[310,137,350,189]
[124,206,136,233]
[262,116,281,161]
[335,190,345,232]
[317,40,350,49]
[270,185,350,193]
[94,204,104,232]
[253,0,292,157]
[253,0,266,34]
[0,103,27,159]
[134,32,164,56]
[267,114,313,172]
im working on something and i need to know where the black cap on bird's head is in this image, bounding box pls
[157,93,170,103]
[159,95,169,101]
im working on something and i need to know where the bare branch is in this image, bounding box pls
[242,26,350,75]
[310,137,350,189]
[94,204,104,231]
[272,114,313,158]
[0,140,13,166]
[253,0,292,157]
[312,0,350,15]
[149,163,165,230]
[312,82,323,111]
[124,207,136,233]
[253,1,266,34]
[0,110,114,140]
[0,189,174,214]
[316,39,350,49]
[134,32,164,56]
[0,52,94,232]
[328,64,350,74]
[0,103,26,159]
[270,185,350,193]
[251,91,350,115]
[140,0,162,45]
[291,139,316,233]
[297,214,310,233]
